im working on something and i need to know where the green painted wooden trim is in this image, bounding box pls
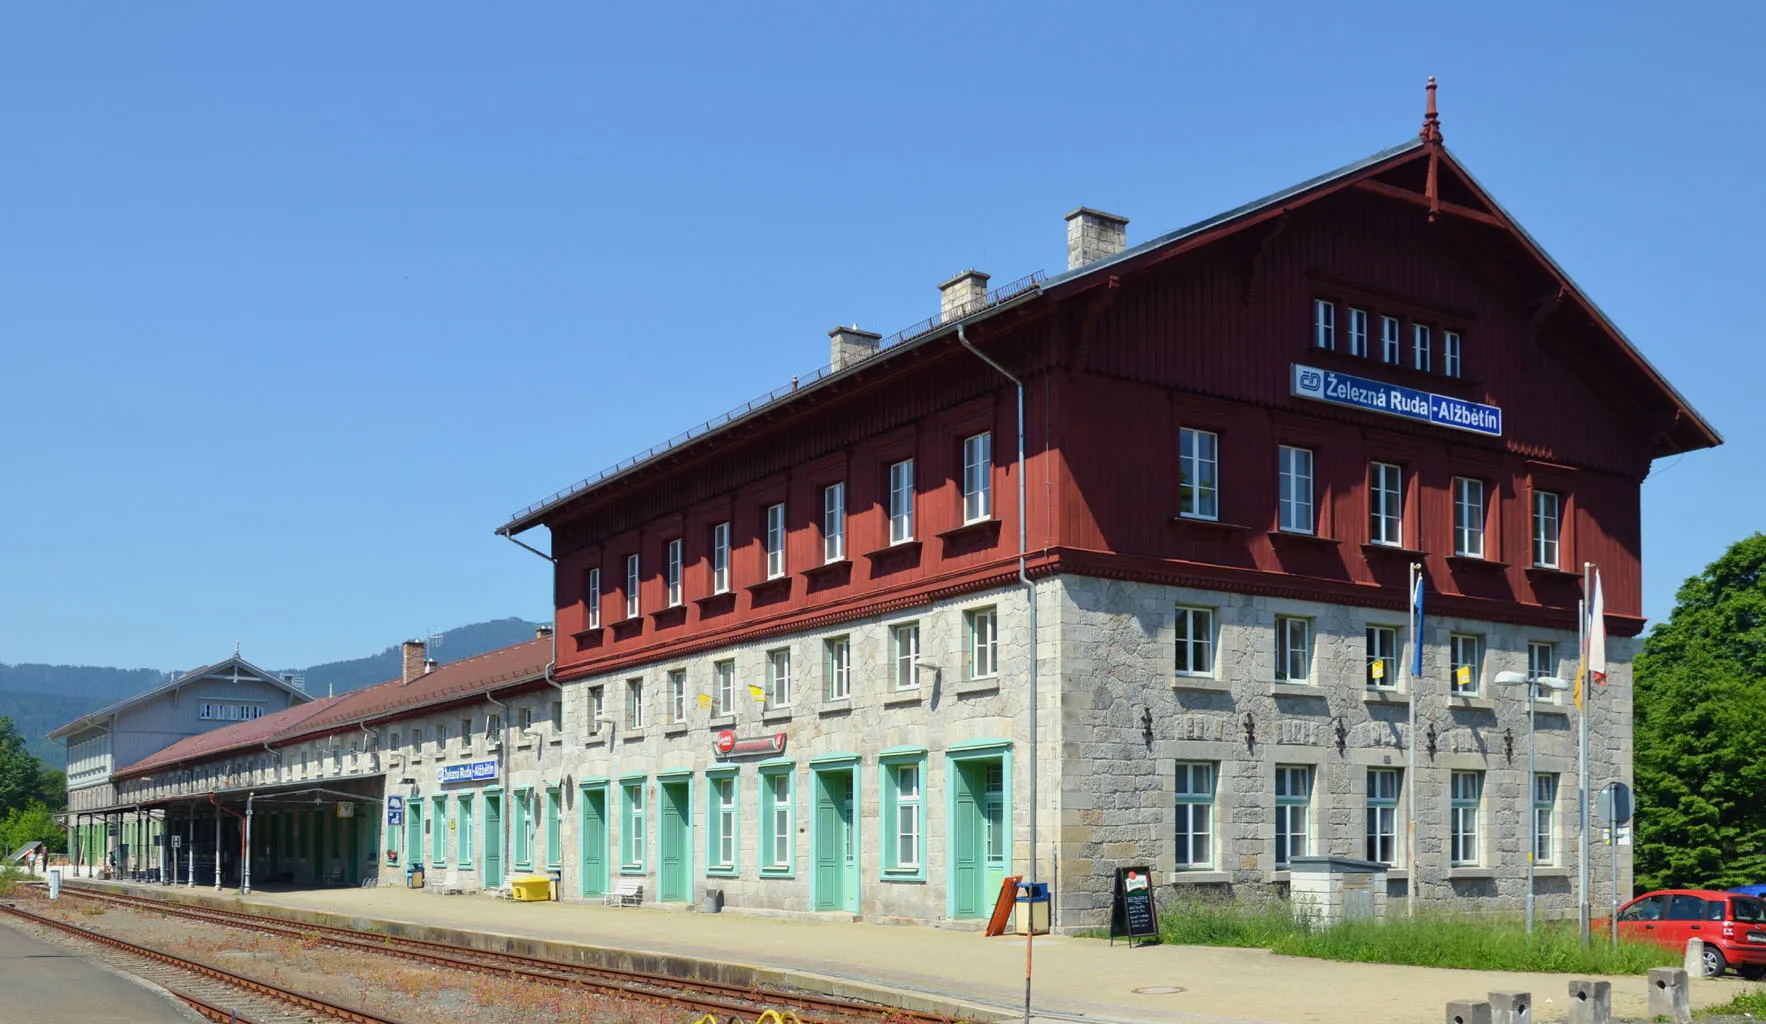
[656,767,694,778]
[879,744,927,759]
[947,737,1013,755]
[704,764,738,776]
[808,751,862,765]
[576,778,609,789]
[755,757,794,770]
[618,771,648,782]
[480,785,503,795]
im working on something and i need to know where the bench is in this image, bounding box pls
[603,880,642,907]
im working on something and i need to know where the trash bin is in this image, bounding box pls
[547,869,562,901]
[1014,881,1051,935]
[510,875,551,902]
[407,863,425,889]
[702,887,724,914]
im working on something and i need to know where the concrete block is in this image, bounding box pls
[1683,937,1704,975]
[1566,980,1610,1024]
[1487,990,1529,1024]
[1647,967,1690,1023]
[1445,999,1491,1024]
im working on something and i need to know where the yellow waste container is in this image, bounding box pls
[510,875,551,902]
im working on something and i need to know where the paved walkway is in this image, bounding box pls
[0,913,203,1023]
[78,881,1762,1024]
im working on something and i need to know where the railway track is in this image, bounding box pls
[0,899,407,1024]
[31,883,967,1024]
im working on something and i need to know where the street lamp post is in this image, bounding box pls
[1497,670,1569,935]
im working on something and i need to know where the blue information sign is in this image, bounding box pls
[435,759,499,785]
[386,795,404,827]
[1291,364,1501,437]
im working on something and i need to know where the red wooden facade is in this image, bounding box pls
[507,135,1717,684]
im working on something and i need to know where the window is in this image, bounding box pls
[1174,762,1215,869]
[668,669,687,724]
[1275,766,1312,867]
[1533,490,1561,568]
[549,702,562,732]
[967,607,999,679]
[546,789,562,868]
[1366,626,1398,689]
[519,706,533,731]
[963,432,992,522]
[891,623,921,691]
[1528,642,1558,701]
[1278,446,1314,534]
[626,678,645,729]
[1369,462,1403,547]
[1450,634,1483,695]
[1413,324,1431,372]
[763,502,786,579]
[198,702,265,721]
[432,796,448,864]
[585,567,600,629]
[885,760,924,872]
[1380,316,1401,364]
[823,483,846,562]
[412,727,423,753]
[1347,307,1368,357]
[513,790,532,868]
[389,731,401,751]
[708,774,737,872]
[824,637,851,700]
[761,769,793,872]
[1175,606,1214,676]
[1276,616,1311,683]
[1620,895,1666,923]
[437,724,449,748]
[1533,774,1558,866]
[712,522,730,594]
[583,690,600,732]
[1313,299,1335,349]
[714,660,735,716]
[665,538,682,606]
[457,795,474,865]
[624,553,640,619]
[888,458,915,543]
[1453,477,1485,558]
[1366,769,1400,865]
[1450,771,1483,866]
[460,718,472,745]
[766,649,792,709]
[1178,428,1219,521]
[1444,331,1461,378]
[620,782,645,870]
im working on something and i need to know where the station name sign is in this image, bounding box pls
[436,759,498,784]
[1291,364,1501,437]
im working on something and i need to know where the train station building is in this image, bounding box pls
[56,94,1717,929]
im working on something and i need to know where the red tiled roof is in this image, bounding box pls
[115,696,345,779]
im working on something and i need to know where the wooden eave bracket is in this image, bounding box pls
[1352,179,1504,229]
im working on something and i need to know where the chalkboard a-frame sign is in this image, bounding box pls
[1110,866,1158,947]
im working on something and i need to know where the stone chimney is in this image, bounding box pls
[1064,207,1129,270]
[401,640,427,684]
[939,270,990,324]
[829,325,882,371]
[535,624,554,640]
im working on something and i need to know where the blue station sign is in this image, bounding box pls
[435,759,498,785]
[1290,364,1502,437]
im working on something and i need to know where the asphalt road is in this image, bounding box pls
[0,913,201,1023]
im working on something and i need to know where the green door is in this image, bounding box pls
[405,802,423,870]
[482,794,502,888]
[812,769,851,911]
[983,762,1006,900]
[952,762,986,918]
[580,788,607,897]
[658,780,690,903]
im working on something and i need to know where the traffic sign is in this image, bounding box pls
[1596,782,1633,826]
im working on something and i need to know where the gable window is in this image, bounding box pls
[1175,762,1215,869]
[665,538,683,607]
[1450,771,1483,866]
[1443,331,1462,378]
[1381,316,1401,364]
[668,669,686,724]
[711,522,730,594]
[1276,616,1312,683]
[1347,307,1368,357]
[1533,490,1561,569]
[824,637,851,700]
[765,502,786,579]
[888,459,915,543]
[1278,445,1314,534]
[624,553,640,619]
[713,660,735,716]
[1367,768,1400,865]
[1275,765,1312,867]
[1175,606,1214,676]
[1450,634,1483,696]
[1179,428,1219,520]
[1366,626,1398,689]
[1454,477,1485,558]
[966,606,999,679]
[823,483,846,562]
[766,648,792,710]
[891,622,921,691]
[626,677,645,730]
[963,431,992,523]
[1313,299,1335,349]
[1413,324,1431,372]
[1369,462,1403,546]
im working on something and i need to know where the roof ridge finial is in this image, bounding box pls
[1421,76,1443,145]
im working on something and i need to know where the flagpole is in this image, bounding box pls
[1406,561,1420,920]
[1578,562,1592,946]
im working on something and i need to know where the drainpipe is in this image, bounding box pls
[956,323,1039,889]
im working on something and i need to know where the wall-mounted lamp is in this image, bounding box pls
[1243,713,1256,749]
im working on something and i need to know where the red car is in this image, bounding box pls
[1616,889,1766,977]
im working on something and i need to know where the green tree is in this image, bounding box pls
[0,803,63,854]
[35,767,65,810]
[0,717,44,819]
[1635,533,1766,890]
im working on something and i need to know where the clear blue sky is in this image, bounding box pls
[3,5,1759,670]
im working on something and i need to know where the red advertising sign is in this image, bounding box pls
[712,731,787,760]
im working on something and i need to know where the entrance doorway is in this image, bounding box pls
[482,793,502,889]
[657,779,691,903]
[580,786,607,898]
[404,802,423,873]
[948,747,1011,919]
[811,765,858,913]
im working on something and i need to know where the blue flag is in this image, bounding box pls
[1409,569,1425,676]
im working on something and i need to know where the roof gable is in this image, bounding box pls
[48,655,314,740]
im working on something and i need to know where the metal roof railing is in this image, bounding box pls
[501,269,1046,531]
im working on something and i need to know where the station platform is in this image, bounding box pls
[64,879,1737,1024]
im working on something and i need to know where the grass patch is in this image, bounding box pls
[1154,895,1678,974]
[1698,989,1766,1019]
[0,866,22,898]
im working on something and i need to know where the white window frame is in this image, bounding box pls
[1533,773,1557,865]
[1175,762,1215,869]
[824,636,851,701]
[665,538,682,607]
[1454,477,1485,558]
[668,669,686,724]
[1175,606,1214,677]
[585,567,600,629]
[1347,307,1368,357]
[626,677,645,730]
[890,622,921,691]
[1179,428,1219,521]
[1275,765,1312,867]
[1276,616,1312,684]
[765,502,786,579]
[1443,330,1461,378]
[967,606,999,679]
[1450,771,1483,866]
[1313,299,1335,349]
[894,763,922,869]
[1450,633,1483,696]
[621,782,645,869]
[1381,315,1401,364]
[1278,445,1314,534]
[713,660,735,716]
[1413,323,1432,372]
[1533,490,1560,569]
[962,432,992,523]
[1369,462,1403,547]
[766,648,792,709]
[624,553,640,619]
[762,770,793,871]
[1366,626,1398,690]
[888,459,915,543]
[583,690,599,733]
[823,483,846,563]
[1366,768,1400,865]
[1528,642,1559,703]
[712,522,731,594]
[712,775,736,869]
